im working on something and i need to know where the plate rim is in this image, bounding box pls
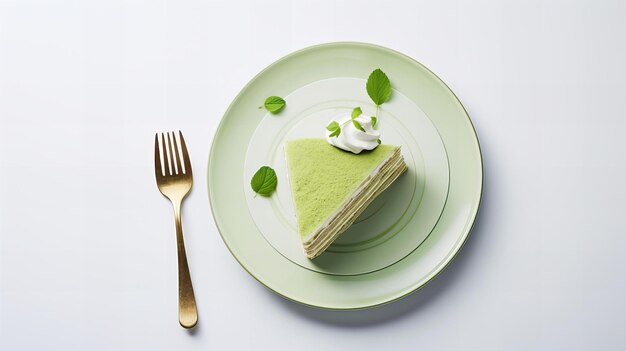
[207,41,483,310]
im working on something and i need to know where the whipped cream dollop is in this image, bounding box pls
[325,113,380,154]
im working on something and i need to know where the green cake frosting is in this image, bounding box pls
[284,138,397,239]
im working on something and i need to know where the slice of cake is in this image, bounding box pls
[284,138,407,259]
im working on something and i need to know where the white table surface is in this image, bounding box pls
[1,0,626,350]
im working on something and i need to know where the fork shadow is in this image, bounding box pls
[267,140,492,327]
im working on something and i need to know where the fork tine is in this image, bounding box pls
[154,133,163,178]
[165,132,174,175]
[172,131,183,175]
[167,132,177,174]
[178,131,192,175]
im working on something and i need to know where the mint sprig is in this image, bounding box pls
[365,69,391,129]
[250,166,278,197]
[327,107,364,138]
[324,69,391,138]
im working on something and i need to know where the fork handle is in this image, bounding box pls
[173,201,198,329]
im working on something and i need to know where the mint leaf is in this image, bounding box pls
[263,96,286,113]
[377,138,381,145]
[366,69,391,105]
[326,120,341,137]
[352,119,365,132]
[350,106,365,132]
[371,116,377,128]
[250,166,277,196]
[326,120,339,131]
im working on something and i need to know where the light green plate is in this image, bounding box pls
[208,42,482,309]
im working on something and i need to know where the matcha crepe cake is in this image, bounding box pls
[285,138,407,259]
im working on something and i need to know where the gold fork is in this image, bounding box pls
[154,131,198,329]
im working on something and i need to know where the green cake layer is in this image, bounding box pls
[284,138,397,240]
